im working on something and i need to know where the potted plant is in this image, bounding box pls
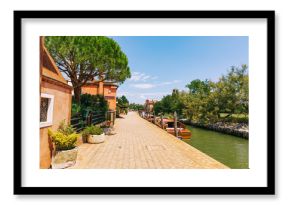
[82,125,105,144]
[100,121,116,135]
[48,121,79,169]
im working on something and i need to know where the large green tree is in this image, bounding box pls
[155,65,248,124]
[185,79,218,123]
[215,64,248,117]
[117,95,129,106]
[45,36,131,103]
[186,79,211,95]
[129,103,144,111]
[116,95,129,115]
[153,90,183,116]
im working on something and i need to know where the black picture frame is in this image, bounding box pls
[14,10,275,195]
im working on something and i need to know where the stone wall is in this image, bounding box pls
[181,120,249,139]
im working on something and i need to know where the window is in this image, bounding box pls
[40,93,54,128]
[40,98,49,122]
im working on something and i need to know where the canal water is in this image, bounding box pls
[183,126,248,169]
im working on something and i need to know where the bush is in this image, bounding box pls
[129,103,143,111]
[79,94,108,113]
[57,120,75,135]
[82,125,104,138]
[219,113,248,123]
[48,129,79,151]
[71,103,81,116]
[163,113,174,119]
[72,94,109,119]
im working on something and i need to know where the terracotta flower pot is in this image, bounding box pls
[51,147,78,169]
[87,133,105,144]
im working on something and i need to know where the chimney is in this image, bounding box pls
[98,81,104,95]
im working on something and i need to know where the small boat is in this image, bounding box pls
[163,119,191,139]
[146,115,155,123]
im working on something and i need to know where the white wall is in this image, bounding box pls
[0,0,287,204]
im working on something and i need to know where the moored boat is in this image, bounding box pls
[146,114,155,123]
[163,118,191,139]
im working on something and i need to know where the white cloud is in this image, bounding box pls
[140,95,146,99]
[130,83,156,89]
[159,80,181,86]
[142,75,150,80]
[129,71,157,82]
[129,79,181,90]
[140,92,170,97]
[173,80,181,83]
[129,72,142,81]
[159,82,171,85]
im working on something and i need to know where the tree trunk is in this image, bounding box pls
[74,86,81,104]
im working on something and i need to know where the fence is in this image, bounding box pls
[88,111,106,125]
[70,113,84,133]
[70,111,106,133]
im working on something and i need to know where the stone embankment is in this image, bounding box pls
[181,120,249,139]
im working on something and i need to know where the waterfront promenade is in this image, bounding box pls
[70,112,228,169]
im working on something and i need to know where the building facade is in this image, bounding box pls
[39,37,72,169]
[81,80,118,111]
[144,99,157,113]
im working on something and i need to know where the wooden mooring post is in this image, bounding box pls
[153,112,156,124]
[174,111,178,137]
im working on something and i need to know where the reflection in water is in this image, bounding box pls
[183,126,249,169]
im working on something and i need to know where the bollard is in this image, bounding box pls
[174,111,178,137]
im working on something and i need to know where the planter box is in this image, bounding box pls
[87,133,105,144]
[51,147,78,169]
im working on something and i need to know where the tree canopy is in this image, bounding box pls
[186,79,211,95]
[154,65,249,124]
[117,95,129,107]
[129,103,144,111]
[116,95,129,115]
[215,64,248,115]
[45,36,131,103]
[153,90,183,116]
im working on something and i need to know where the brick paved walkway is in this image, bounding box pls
[70,112,228,169]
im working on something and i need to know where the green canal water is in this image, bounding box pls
[183,126,249,169]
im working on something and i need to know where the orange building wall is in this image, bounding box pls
[98,81,104,95]
[40,80,72,169]
[81,83,118,111]
[106,97,116,110]
[81,85,98,95]
[104,86,117,110]
[103,86,117,97]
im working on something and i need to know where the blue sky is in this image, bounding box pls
[110,36,248,104]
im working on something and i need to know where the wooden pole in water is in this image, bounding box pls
[174,111,178,137]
